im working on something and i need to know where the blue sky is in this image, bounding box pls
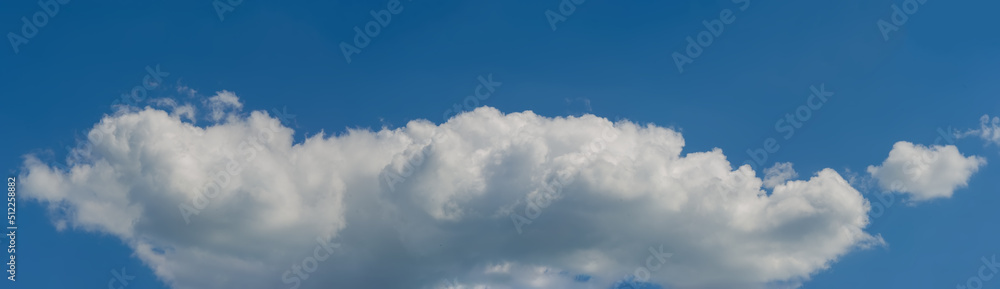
[2,0,999,289]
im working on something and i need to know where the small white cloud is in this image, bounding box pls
[867,141,986,201]
[763,162,798,189]
[151,98,196,122]
[151,97,177,107]
[174,104,196,122]
[962,114,1000,146]
[206,90,243,122]
[484,262,511,274]
[178,85,198,97]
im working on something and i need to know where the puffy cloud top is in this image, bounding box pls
[20,95,882,289]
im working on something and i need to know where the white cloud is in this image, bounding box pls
[763,162,798,189]
[20,96,883,289]
[963,114,1000,146]
[177,85,198,98]
[206,90,243,122]
[866,141,986,202]
[151,98,196,122]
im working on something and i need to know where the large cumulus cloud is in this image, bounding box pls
[20,93,884,289]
